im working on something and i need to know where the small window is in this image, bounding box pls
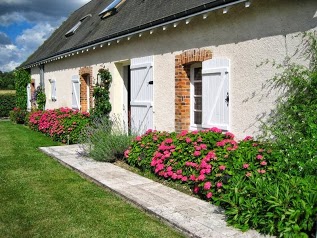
[65,14,92,37]
[190,63,202,129]
[50,79,57,101]
[99,0,125,18]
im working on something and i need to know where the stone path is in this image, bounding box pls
[40,144,270,238]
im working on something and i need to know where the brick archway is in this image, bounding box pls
[79,67,93,112]
[175,49,212,131]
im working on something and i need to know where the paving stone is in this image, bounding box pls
[39,145,273,238]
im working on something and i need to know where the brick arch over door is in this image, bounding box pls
[79,67,93,112]
[175,49,212,131]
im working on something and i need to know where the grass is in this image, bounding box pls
[0,121,184,238]
[0,90,16,95]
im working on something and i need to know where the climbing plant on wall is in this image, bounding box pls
[14,69,31,110]
[91,68,112,120]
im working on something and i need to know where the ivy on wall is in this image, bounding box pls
[14,69,31,110]
[91,68,112,119]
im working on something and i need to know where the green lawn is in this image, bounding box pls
[0,122,184,238]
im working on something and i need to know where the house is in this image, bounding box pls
[21,0,317,138]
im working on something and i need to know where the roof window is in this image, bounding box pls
[99,0,126,18]
[65,14,92,37]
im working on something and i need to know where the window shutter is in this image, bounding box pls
[26,83,31,111]
[51,79,56,101]
[202,58,229,130]
[72,75,80,109]
[130,56,154,134]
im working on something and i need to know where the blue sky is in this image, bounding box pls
[0,0,90,72]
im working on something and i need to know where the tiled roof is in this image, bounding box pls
[21,0,242,67]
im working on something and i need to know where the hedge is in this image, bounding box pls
[0,93,16,117]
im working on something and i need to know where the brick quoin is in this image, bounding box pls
[175,49,212,132]
[79,67,93,112]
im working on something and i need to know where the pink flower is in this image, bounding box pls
[193,186,200,194]
[167,166,172,172]
[135,136,141,141]
[193,151,201,157]
[205,168,211,174]
[124,150,130,158]
[185,137,192,143]
[171,173,178,179]
[192,130,198,134]
[198,174,205,181]
[210,127,222,133]
[194,146,201,151]
[197,137,203,143]
[258,148,264,153]
[243,163,249,169]
[260,161,267,166]
[181,176,188,182]
[256,154,263,160]
[175,169,182,175]
[206,192,212,199]
[225,132,235,139]
[180,130,188,136]
[219,165,226,171]
[257,169,266,174]
[246,172,252,177]
[189,175,196,181]
[203,181,211,190]
[216,182,223,188]
[165,138,173,144]
[200,144,207,150]
[252,143,258,147]
[243,136,253,141]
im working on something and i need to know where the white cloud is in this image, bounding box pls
[0,22,57,72]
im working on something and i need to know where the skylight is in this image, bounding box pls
[99,0,124,16]
[65,14,92,37]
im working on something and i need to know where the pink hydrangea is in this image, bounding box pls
[246,172,252,177]
[198,174,205,181]
[180,130,188,136]
[193,186,200,194]
[216,182,223,188]
[243,136,253,141]
[135,136,142,142]
[189,175,196,181]
[256,154,263,160]
[225,132,235,139]
[124,150,129,158]
[181,176,188,182]
[165,138,173,144]
[203,182,212,190]
[219,165,226,171]
[243,163,249,169]
[193,151,201,157]
[206,192,213,199]
[210,127,222,133]
[200,144,207,150]
[260,161,267,166]
[185,137,192,143]
[257,169,266,174]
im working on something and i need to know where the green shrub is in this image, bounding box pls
[0,93,16,117]
[14,69,30,110]
[28,108,90,144]
[124,128,316,237]
[9,107,28,124]
[81,116,135,162]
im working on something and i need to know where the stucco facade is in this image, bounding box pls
[30,0,317,138]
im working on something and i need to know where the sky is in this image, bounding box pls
[0,0,91,72]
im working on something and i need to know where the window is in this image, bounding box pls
[190,59,230,131]
[190,63,202,129]
[99,0,126,18]
[50,79,56,101]
[65,14,92,37]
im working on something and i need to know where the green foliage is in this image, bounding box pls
[9,107,28,124]
[261,32,317,177]
[28,108,90,144]
[125,127,316,237]
[0,93,16,117]
[91,68,112,119]
[14,69,30,110]
[220,174,317,237]
[81,116,135,162]
[0,71,15,90]
[34,85,46,110]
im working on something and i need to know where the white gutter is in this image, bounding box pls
[23,0,249,69]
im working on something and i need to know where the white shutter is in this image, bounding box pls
[51,79,57,101]
[26,83,31,111]
[202,58,229,130]
[130,56,154,134]
[72,75,80,110]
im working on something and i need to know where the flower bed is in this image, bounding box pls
[28,108,90,144]
[124,128,317,237]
